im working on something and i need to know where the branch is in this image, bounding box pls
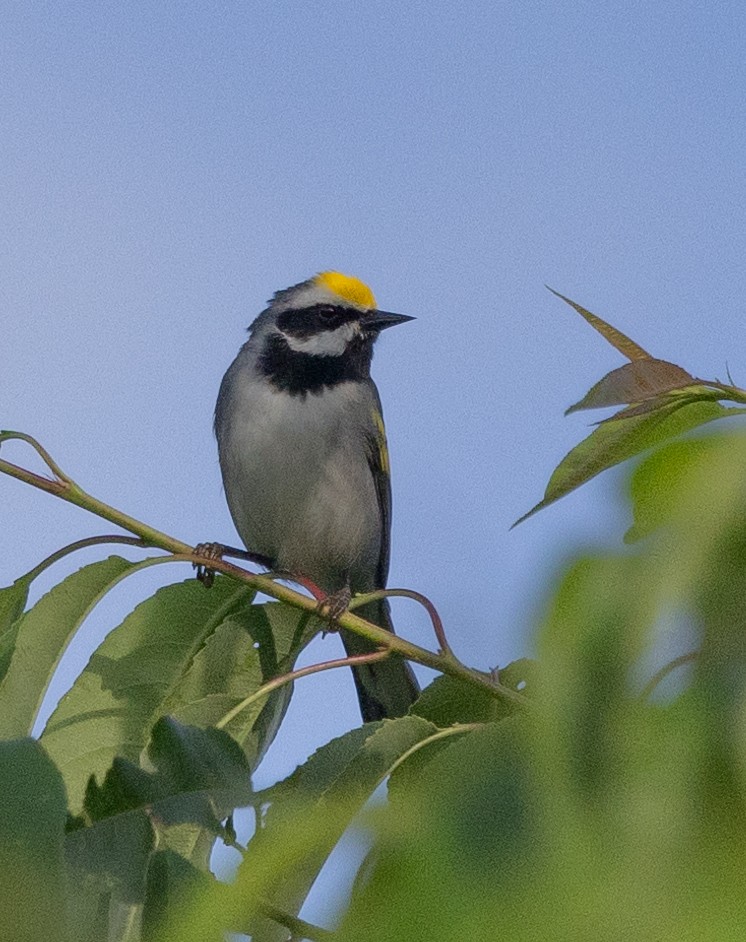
[20,535,147,583]
[257,901,335,941]
[351,587,452,656]
[0,431,530,711]
[384,722,484,779]
[639,651,698,701]
[215,650,391,729]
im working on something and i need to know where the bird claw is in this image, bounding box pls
[193,542,226,588]
[317,586,352,633]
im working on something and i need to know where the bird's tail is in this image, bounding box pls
[341,597,420,722]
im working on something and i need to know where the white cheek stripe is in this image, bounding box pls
[283,322,358,356]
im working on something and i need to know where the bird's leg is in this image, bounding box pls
[316,585,353,634]
[192,542,273,587]
[261,571,349,632]
[266,570,327,600]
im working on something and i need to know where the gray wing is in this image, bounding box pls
[363,382,393,589]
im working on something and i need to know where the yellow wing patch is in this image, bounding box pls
[372,410,390,475]
[315,271,376,309]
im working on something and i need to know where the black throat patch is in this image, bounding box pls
[258,331,374,396]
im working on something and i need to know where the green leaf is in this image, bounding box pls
[41,574,313,812]
[626,432,746,642]
[244,715,439,942]
[0,556,136,740]
[514,400,743,525]
[411,659,535,726]
[66,800,154,905]
[565,359,695,414]
[81,717,252,835]
[0,577,30,682]
[146,716,253,827]
[0,739,69,942]
[339,719,535,942]
[547,287,652,361]
[66,716,252,924]
[164,602,319,766]
[42,575,252,810]
[142,850,222,942]
[0,577,29,635]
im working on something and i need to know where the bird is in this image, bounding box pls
[213,270,420,722]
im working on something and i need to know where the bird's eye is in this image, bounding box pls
[317,306,337,321]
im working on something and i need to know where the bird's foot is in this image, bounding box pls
[316,586,353,634]
[193,542,226,588]
[193,543,275,587]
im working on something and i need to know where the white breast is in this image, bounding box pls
[216,353,382,592]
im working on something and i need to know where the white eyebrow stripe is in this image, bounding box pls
[282,321,358,356]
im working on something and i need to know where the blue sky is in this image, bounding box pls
[2,0,745,924]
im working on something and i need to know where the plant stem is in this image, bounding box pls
[694,380,746,406]
[351,587,452,656]
[216,650,391,729]
[638,651,698,701]
[257,902,335,941]
[21,535,147,583]
[384,722,484,780]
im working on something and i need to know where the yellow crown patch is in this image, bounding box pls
[315,271,376,309]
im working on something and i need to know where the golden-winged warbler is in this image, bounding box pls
[214,271,420,721]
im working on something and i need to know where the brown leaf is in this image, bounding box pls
[547,287,651,361]
[566,359,695,414]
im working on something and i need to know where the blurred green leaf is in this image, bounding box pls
[625,437,725,543]
[0,739,69,942]
[146,720,438,942]
[245,715,439,942]
[515,399,742,525]
[565,359,695,414]
[0,556,135,739]
[142,850,221,942]
[625,433,746,616]
[338,719,537,942]
[66,799,154,905]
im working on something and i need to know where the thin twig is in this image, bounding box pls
[257,902,335,941]
[20,535,147,583]
[0,430,70,480]
[216,649,391,729]
[351,587,452,656]
[639,651,698,701]
[384,723,484,780]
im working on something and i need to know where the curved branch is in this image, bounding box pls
[257,902,335,941]
[351,587,452,656]
[0,430,71,481]
[639,651,698,701]
[216,649,391,730]
[21,535,148,583]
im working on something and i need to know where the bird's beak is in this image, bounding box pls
[365,310,415,332]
